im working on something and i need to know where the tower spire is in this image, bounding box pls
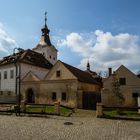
[45,12,47,27]
[41,12,51,45]
[87,60,90,71]
[41,12,50,35]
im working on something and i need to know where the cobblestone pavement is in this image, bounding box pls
[0,114,140,140]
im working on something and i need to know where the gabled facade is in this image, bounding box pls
[102,65,140,107]
[21,60,101,109]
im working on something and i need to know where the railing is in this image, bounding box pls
[0,102,73,116]
[96,103,140,118]
[103,106,140,110]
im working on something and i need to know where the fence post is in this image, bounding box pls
[96,103,103,117]
[138,96,140,114]
[54,101,60,115]
[21,100,26,113]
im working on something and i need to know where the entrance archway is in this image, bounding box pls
[26,88,35,103]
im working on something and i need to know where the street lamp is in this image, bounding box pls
[13,47,24,55]
[13,47,23,116]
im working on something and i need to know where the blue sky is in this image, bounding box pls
[0,0,140,73]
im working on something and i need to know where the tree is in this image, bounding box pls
[112,72,125,106]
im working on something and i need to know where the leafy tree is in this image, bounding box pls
[112,72,125,106]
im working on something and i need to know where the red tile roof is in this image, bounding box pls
[61,61,99,85]
[0,49,53,69]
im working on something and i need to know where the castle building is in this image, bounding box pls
[0,14,101,109]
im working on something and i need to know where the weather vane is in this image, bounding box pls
[45,12,47,25]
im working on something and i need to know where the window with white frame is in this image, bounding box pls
[4,71,7,79]
[10,70,14,79]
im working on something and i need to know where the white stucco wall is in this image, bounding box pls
[20,63,49,80]
[34,45,57,65]
[0,63,49,95]
[0,64,16,93]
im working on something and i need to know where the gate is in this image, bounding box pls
[82,91,101,110]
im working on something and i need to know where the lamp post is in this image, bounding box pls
[13,47,23,116]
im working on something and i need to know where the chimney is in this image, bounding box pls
[108,68,112,77]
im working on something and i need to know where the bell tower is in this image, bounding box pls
[33,12,57,65]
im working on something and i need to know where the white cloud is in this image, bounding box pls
[0,24,18,58]
[57,30,140,73]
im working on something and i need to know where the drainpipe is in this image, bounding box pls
[0,71,1,91]
[15,63,18,96]
[18,63,21,116]
[14,62,21,115]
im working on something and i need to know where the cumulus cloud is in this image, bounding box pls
[0,24,18,58]
[57,30,140,73]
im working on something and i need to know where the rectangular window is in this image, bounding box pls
[56,70,61,77]
[0,72,1,79]
[119,78,126,85]
[132,93,138,98]
[10,70,14,79]
[52,92,56,100]
[4,71,7,79]
[61,92,66,101]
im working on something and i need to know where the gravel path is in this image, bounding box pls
[0,114,139,140]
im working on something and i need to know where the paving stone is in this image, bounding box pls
[0,115,139,140]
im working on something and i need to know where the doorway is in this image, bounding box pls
[26,88,35,103]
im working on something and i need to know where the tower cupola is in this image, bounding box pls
[41,12,51,46]
[33,12,57,65]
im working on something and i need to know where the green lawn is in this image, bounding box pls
[103,109,140,118]
[26,105,72,116]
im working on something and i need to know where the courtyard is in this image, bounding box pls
[0,110,140,140]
